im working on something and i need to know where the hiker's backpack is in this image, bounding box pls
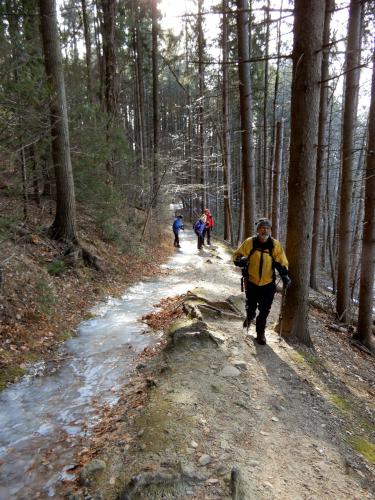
[173,218,183,232]
[193,219,205,235]
[241,236,276,291]
[248,235,274,261]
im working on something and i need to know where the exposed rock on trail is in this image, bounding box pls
[66,242,375,500]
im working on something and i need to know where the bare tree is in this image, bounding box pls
[197,0,205,211]
[353,49,375,354]
[151,0,160,207]
[81,0,94,103]
[236,0,256,237]
[271,120,283,239]
[222,0,234,244]
[336,0,362,322]
[281,0,325,345]
[39,0,77,242]
[101,0,117,116]
[310,0,334,290]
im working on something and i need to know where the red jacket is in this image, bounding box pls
[204,210,214,229]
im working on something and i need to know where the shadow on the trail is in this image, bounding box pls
[247,334,374,487]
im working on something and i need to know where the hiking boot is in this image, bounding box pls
[256,332,266,345]
[243,318,251,328]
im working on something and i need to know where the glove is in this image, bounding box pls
[234,256,248,268]
[281,275,291,289]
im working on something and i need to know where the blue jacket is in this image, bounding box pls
[172,218,184,232]
[193,219,205,236]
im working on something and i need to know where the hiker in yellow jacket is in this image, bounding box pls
[233,218,291,345]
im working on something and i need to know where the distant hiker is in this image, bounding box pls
[193,217,206,250]
[172,215,184,248]
[233,218,291,345]
[203,208,214,245]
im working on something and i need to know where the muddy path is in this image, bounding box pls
[63,233,375,500]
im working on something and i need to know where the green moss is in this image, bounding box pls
[0,366,26,391]
[83,311,96,320]
[35,280,56,315]
[349,436,375,464]
[289,351,305,364]
[290,350,319,366]
[47,259,67,276]
[135,393,192,454]
[0,215,18,242]
[329,394,350,413]
[58,329,74,341]
[303,353,319,366]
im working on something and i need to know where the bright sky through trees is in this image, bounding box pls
[158,0,372,114]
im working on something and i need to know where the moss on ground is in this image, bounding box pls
[349,436,375,464]
[329,393,351,413]
[0,365,26,391]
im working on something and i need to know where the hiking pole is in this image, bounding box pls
[278,282,287,340]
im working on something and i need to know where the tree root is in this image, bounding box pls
[350,338,375,356]
[63,244,103,271]
[119,466,205,499]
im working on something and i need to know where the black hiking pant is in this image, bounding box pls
[173,231,180,247]
[195,232,204,249]
[204,227,211,245]
[245,281,276,335]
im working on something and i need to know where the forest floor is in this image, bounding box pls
[0,192,173,390]
[58,238,375,500]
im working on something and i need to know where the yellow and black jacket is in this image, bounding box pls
[233,236,288,286]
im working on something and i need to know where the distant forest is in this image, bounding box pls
[0,0,374,350]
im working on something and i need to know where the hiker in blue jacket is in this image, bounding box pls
[172,215,184,248]
[193,217,206,250]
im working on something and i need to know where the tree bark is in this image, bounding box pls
[222,0,234,244]
[151,0,160,208]
[336,0,362,322]
[101,0,117,116]
[310,0,334,290]
[353,49,375,353]
[281,0,325,345]
[263,0,270,217]
[81,0,94,103]
[197,0,205,211]
[39,0,77,242]
[271,120,283,239]
[236,0,256,238]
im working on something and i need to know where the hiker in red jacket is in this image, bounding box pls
[203,208,214,245]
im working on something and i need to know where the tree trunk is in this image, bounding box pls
[310,0,334,290]
[336,0,362,322]
[236,0,256,237]
[81,0,94,103]
[353,49,375,353]
[93,0,104,104]
[271,120,283,239]
[263,0,270,217]
[281,0,325,345]
[28,144,40,207]
[269,0,284,222]
[39,0,77,242]
[222,0,234,244]
[151,0,160,208]
[197,0,205,211]
[101,0,117,116]
[133,0,146,203]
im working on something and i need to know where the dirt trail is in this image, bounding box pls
[66,240,375,500]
